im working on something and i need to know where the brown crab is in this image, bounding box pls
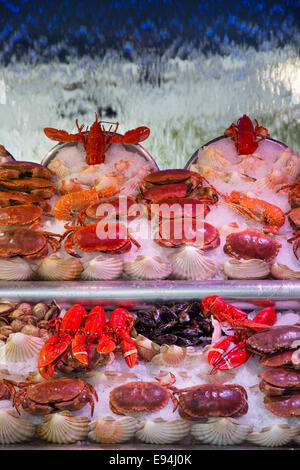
[223,228,281,261]
[0,227,61,258]
[258,369,300,417]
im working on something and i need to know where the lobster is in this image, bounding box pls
[224,114,269,155]
[44,114,150,165]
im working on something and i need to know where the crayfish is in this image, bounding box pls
[224,114,269,155]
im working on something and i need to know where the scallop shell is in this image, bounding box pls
[0,257,37,281]
[84,369,137,387]
[197,146,230,170]
[134,335,159,362]
[0,333,44,363]
[151,344,187,367]
[47,157,70,178]
[170,246,217,280]
[223,259,270,280]
[82,255,123,280]
[89,416,137,444]
[218,222,240,237]
[271,263,300,280]
[191,418,252,446]
[37,254,83,281]
[0,409,36,444]
[38,411,90,444]
[124,255,172,280]
[247,424,299,447]
[136,418,190,444]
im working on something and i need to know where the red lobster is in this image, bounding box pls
[44,113,150,165]
[224,114,269,155]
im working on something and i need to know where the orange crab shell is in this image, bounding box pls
[0,204,43,226]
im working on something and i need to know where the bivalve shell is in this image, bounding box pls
[191,418,252,446]
[82,255,123,280]
[134,335,159,362]
[0,333,44,363]
[89,416,137,444]
[136,418,190,444]
[36,254,83,281]
[247,424,299,447]
[223,259,270,280]
[170,246,217,280]
[124,255,172,280]
[151,344,187,367]
[271,263,300,280]
[38,411,90,444]
[0,409,36,444]
[0,257,38,281]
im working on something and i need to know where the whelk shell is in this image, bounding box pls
[37,254,83,281]
[82,255,123,281]
[0,257,37,281]
[0,333,44,363]
[247,424,299,447]
[89,416,137,444]
[191,418,252,446]
[223,259,270,280]
[271,263,300,280]
[38,411,90,444]
[136,418,190,444]
[0,409,36,444]
[84,369,136,387]
[169,246,217,280]
[124,255,172,280]
[151,344,187,367]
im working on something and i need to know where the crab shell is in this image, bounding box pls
[0,204,43,227]
[149,197,211,219]
[0,191,51,213]
[109,381,172,414]
[224,229,281,262]
[0,228,57,259]
[259,368,300,396]
[287,207,300,230]
[246,325,300,355]
[0,162,52,180]
[85,195,141,222]
[0,380,12,400]
[288,185,300,208]
[0,178,56,199]
[176,384,248,420]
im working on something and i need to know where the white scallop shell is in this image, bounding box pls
[82,255,123,280]
[0,257,38,281]
[38,411,90,444]
[37,254,83,281]
[247,424,299,447]
[151,344,188,367]
[191,418,252,446]
[271,263,300,280]
[0,333,44,363]
[84,369,137,388]
[223,259,270,280]
[89,416,137,444]
[0,409,36,444]
[170,246,217,280]
[124,255,172,280]
[134,335,159,362]
[136,418,190,444]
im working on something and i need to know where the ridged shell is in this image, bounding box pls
[191,418,252,446]
[124,255,172,280]
[134,335,159,362]
[223,259,270,280]
[197,146,230,170]
[247,424,299,447]
[82,255,123,280]
[0,257,37,281]
[136,418,190,444]
[151,344,187,367]
[89,416,137,444]
[84,369,137,387]
[218,222,240,237]
[0,409,36,444]
[37,254,83,281]
[38,411,90,444]
[294,433,300,445]
[271,263,300,280]
[0,333,44,363]
[170,246,217,280]
[47,157,70,179]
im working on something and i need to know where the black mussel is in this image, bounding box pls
[135,311,157,328]
[151,333,178,345]
[159,306,178,324]
[172,328,200,338]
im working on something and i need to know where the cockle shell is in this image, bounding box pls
[89,416,137,444]
[136,418,190,444]
[36,254,83,281]
[169,246,217,280]
[271,263,300,280]
[0,257,38,281]
[247,424,299,447]
[134,334,159,362]
[151,344,188,367]
[47,157,70,179]
[124,255,172,280]
[191,418,252,446]
[0,409,36,444]
[82,255,123,280]
[38,411,90,444]
[223,259,270,280]
[0,333,44,363]
[84,369,136,388]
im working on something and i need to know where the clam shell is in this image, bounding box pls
[134,335,159,362]
[0,333,44,363]
[247,424,299,447]
[124,255,172,280]
[136,418,190,444]
[151,344,187,367]
[0,257,37,281]
[271,263,300,280]
[89,416,137,444]
[169,246,217,280]
[38,411,90,444]
[223,259,270,280]
[0,409,36,444]
[82,255,123,280]
[191,418,252,446]
[37,254,83,281]
[84,369,137,387]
